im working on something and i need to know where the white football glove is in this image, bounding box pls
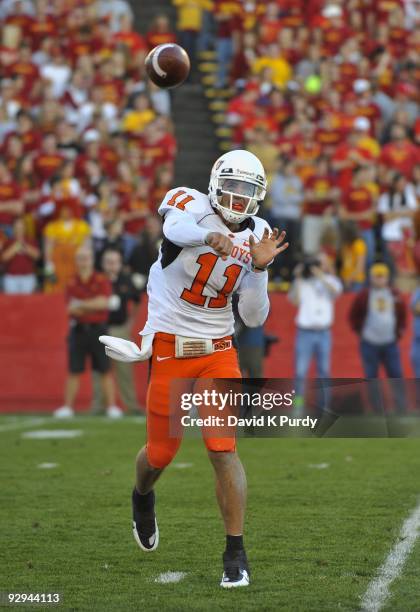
[99,334,154,362]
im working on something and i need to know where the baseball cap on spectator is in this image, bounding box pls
[322,5,343,18]
[353,116,370,132]
[353,79,370,94]
[370,263,390,278]
[83,129,101,143]
[245,81,259,93]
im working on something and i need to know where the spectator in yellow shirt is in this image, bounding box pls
[252,43,292,90]
[43,205,92,292]
[340,221,367,291]
[122,93,155,135]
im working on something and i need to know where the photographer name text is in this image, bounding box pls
[180,415,318,429]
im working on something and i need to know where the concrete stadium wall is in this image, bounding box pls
[0,293,414,413]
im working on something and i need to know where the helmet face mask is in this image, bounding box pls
[208,150,267,224]
[217,178,262,218]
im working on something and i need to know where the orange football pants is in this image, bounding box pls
[145,332,242,468]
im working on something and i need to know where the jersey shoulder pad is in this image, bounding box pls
[158,187,209,217]
[252,216,272,240]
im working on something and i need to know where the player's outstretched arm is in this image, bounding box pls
[237,228,288,327]
[162,208,236,260]
[237,269,270,328]
[162,207,209,247]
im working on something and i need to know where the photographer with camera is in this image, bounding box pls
[289,252,342,413]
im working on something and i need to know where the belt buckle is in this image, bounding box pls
[175,336,213,358]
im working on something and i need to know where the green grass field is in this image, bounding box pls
[1,415,420,611]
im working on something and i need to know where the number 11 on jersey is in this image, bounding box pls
[181,253,242,309]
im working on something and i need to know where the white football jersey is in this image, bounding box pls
[140,187,271,339]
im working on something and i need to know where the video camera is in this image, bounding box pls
[301,257,321,279]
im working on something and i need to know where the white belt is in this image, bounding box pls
[175,335,232,358]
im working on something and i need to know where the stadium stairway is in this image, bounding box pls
[198,50,234,154]
[172,83,220,192]
[130,1,220,192]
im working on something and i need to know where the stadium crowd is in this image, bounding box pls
[0,0,172,294]
[0,0,419,384]
[212,0,420,290]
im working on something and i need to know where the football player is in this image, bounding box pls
[103,150,288,587]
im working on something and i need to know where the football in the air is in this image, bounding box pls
[145,43,190,89]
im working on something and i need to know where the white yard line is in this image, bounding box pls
[0,415,145,433]
[360,501,420,611]
[22,429,83,439]
[154,571,187,584]
[0,417,49,433]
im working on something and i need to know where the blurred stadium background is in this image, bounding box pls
[0,0,418,412]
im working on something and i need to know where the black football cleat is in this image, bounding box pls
[132,489,159,552]
[220,549,250,588]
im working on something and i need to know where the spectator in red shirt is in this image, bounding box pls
[145,14,176,50]
[113,14,147,65]
[3,133,24,175]
[380,124,419,183]
[4,0,34,34]
[140,118,177,177]
[226,84,259,146]
[151,165,173,208]
[76,129,119,183]
[293,123,322,183]
[54,246,122,419]
[8,44,40,99]
[93,59,125,108]
[302,156,339,255]
[1,217,40,294]
[0,161,24,235]
[230,30,259,82]
[340,165,377,267]
[33,132,65,184]
[66,23,94,67]
[331,129,374,193]
[258,2,282,46]
[119,181,151,256]
[14,154,40,216]
[315,113,343,158]
[373,0,404,24]
[12,110,42,153]
[320,4,353,56]
[352,79,382,137]
[27,0,57,50]
[91,18,115,63]
[387,7,409,58]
